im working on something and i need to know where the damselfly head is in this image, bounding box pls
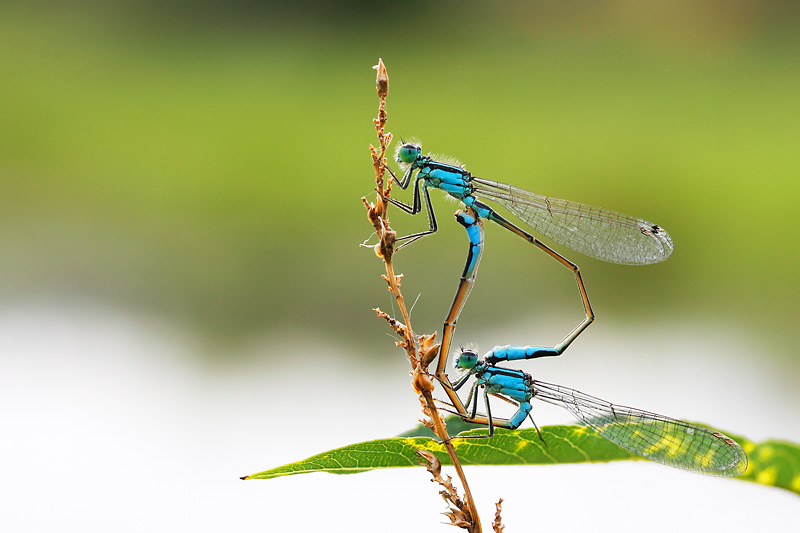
[455,348,479,370]
[396,142,422,165]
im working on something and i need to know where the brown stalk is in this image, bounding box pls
[362,58,485,532]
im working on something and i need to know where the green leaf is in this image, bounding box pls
[737,439,800,494]
[242,423,634,479]
[242,420,800,496]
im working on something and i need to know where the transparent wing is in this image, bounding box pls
[472,178,673,265]
[533,380,748,476]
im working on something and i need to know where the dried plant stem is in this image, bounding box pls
[492,499,505,533]
[363,59,485,533]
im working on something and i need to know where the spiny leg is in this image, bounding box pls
[389,164,414,190]
[483,388,495,437]
[380,158,442,248]
[382,175,440,249]
[394,185,438,249]
[447,385,496,440]
[382,170,420,214]
[451,389,534,440]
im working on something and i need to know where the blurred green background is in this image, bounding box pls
[4,1,800,530]
[2,0,798,364]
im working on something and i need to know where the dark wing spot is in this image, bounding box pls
[640,225,662,236]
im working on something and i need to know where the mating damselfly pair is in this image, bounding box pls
[384,141,747,477]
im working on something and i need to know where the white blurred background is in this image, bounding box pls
[3,300,797,531]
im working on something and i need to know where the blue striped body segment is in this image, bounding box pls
[454,211,482,280]
[486,345,560,364]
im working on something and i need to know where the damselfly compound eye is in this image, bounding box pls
[396,143,421,164]
[455,349,479,370]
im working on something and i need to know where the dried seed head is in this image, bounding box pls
[373,58,388,98]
